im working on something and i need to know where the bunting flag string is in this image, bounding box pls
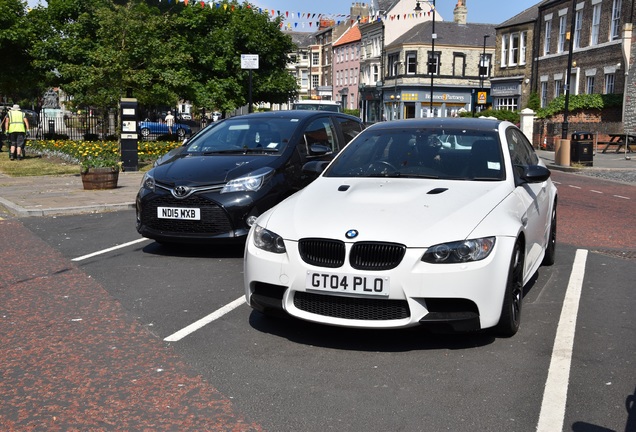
[154,1,433,30]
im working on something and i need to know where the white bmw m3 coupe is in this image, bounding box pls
[244,118,557,337]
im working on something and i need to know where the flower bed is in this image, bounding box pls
[26,139,182,167]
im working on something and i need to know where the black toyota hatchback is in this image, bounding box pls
[136,110,365,244]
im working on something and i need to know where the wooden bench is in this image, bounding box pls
[599,133,635,154]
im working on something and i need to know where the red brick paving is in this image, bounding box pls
[551,171,636,251]
[0,219,264,431]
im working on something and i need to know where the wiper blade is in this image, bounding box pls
[398,173,440,179]
[366,172,402,178]
[242,147,279,153]
[203,149,245,155]
[203,147,279,155]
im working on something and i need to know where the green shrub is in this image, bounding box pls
[475,109,520,124]
[526,92,541,111]
[536,93,622,119]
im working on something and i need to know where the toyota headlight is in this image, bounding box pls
[422,237,496,263]
[141,171,155,192]
[253,224,286,254]
[221,167,274,194]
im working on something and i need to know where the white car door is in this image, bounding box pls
[506,127,551,271]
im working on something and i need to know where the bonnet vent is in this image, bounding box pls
[427,188,448,195]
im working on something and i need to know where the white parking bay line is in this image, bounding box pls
[72,238,151,262]
[164,297,246,342]
[536,249,588,432]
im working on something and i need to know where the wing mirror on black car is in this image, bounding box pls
[302,160,331,175]
[309,144,332,156]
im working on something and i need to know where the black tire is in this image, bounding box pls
[140,128,150,137]
[176,128,186,139]
[542,202,557,266]
[495,240,524,337]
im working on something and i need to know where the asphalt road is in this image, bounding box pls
[3,170,635,431]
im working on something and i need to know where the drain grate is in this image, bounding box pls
[591,249,636,261]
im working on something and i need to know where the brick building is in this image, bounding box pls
[333,23,362,110]
[534,0,633,107]
[492,2,548,111]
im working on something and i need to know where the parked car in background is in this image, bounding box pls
[138,119,192,139]
[244,118,558,337]
[136,110,365,244]
[292,100,342,112]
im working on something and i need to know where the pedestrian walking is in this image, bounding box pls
[2,104,29,160]
[165,111,175,134]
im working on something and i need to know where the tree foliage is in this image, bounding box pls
[0,0,45,104]
[18,0,298,112]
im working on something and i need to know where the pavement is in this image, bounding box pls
[0,170,144,217]
[0,149,634,218]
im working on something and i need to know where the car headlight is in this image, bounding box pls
[141,171,155,192]
[221,167,274,194]
[253,224,286,254]
[421,237,496,263]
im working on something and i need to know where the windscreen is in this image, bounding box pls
[324,127,504,181]
[184,118,298,155]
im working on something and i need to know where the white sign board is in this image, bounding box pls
[241,54,259,70]
[122,120,136,132]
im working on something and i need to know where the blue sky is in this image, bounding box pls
[26,0,540,27]
[252,0,539,26]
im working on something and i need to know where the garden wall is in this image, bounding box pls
[532,107,623,150]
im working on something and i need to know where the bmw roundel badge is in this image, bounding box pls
[345,229,359,239]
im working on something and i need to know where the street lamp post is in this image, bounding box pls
[429,0,436,117]
[359,83,366,122]
[478,34,490,115]
[376,80,383,121]
[562,0,577,139]
[480,35,490,91]
[393,61,402,119]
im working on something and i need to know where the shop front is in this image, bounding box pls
[385,89,472,119]
[359,83,384,123]
[490,78,523,111]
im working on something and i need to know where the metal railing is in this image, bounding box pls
[26,111,205,141]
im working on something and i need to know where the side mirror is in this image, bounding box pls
[302,160,330,175]
[519,165,551,184]
[309,144,332,156]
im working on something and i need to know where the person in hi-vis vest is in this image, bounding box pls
[2,104,29,160]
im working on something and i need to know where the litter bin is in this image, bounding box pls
[571,132,594,166]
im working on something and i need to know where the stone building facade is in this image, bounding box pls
[625,25,636,132]
[384,19,496,119]
[492,2,543,111]
[534,0,632,107]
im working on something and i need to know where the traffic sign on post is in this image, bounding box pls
[241,54,259,113]
[241,54,259,69]
[477,91,487,105]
